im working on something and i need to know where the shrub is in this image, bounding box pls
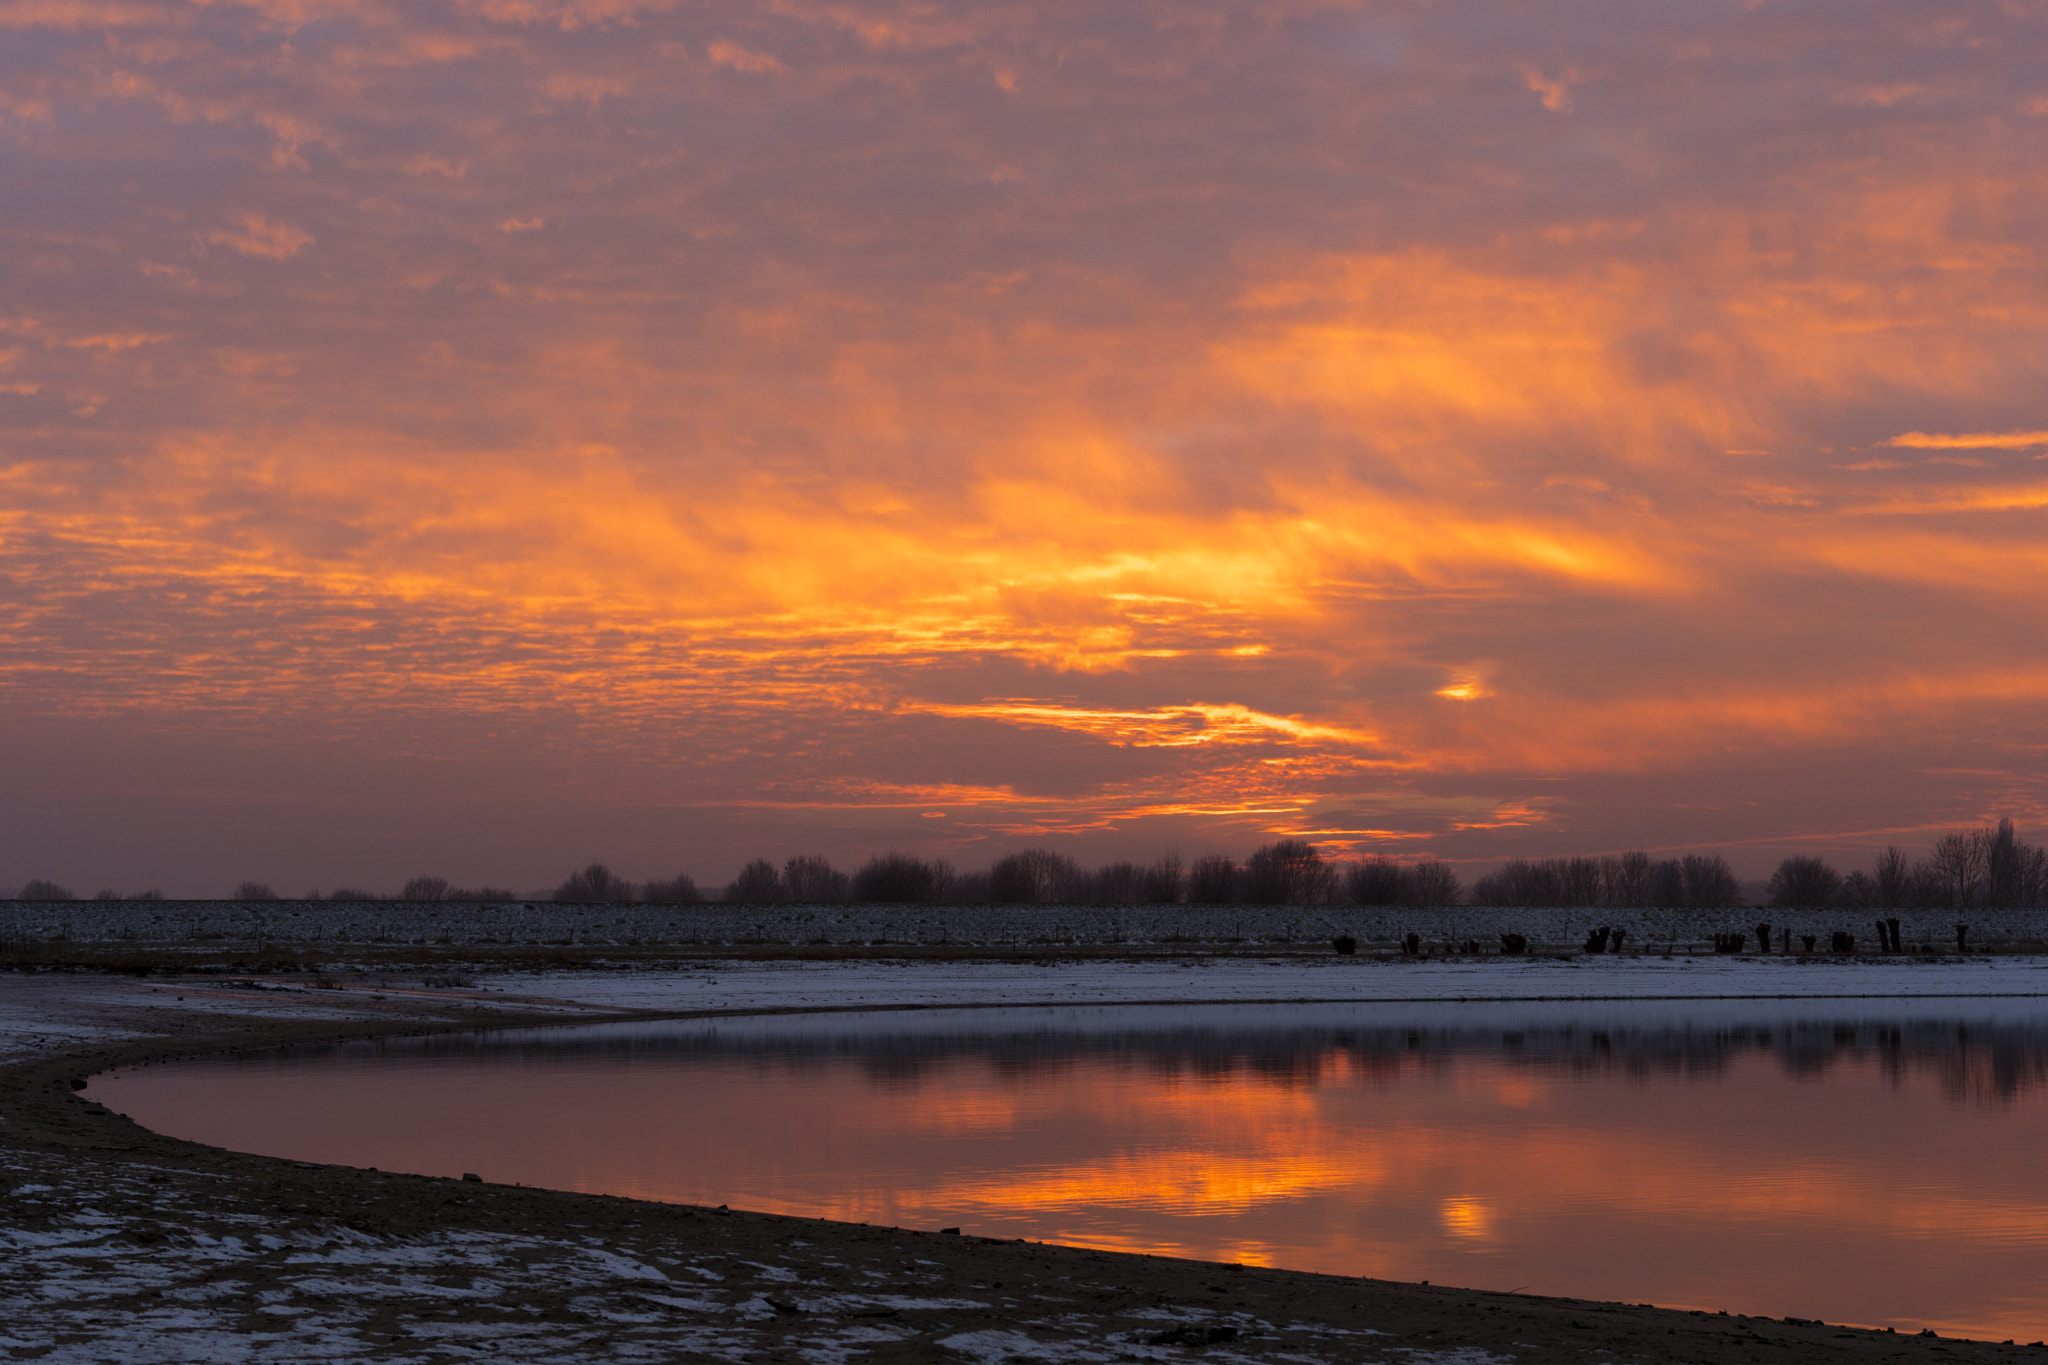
[1767,856,1841,909]
[853,853,951,904]
[93,888,120,901]
[1190,856,1237,904]
[642,874,701,904]
[19,879,73,901]
[133,888,163,900]
[401,876,451,902]
[554,863,635,903]
[448,886,518,902]
[726,859,783,904]
[233,882,278,901]
[783,856,850,904]
[328,887,378,902]
[1242,840,1333,905]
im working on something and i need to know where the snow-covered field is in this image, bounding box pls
[6,899,2045,954]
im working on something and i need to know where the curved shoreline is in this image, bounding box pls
[5,969,2045,1362]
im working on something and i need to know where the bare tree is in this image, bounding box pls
[853,853,952,904]
[1873,845,1912,909]
[401,876,450,902]
[990,848,1083,903]
[783,856,850,904]
[1681,855,1740,909]
[1190,856,1238,904]
[1930,832,1987,909]
[1767,856,1841,909]
[1649,859,1686,908]
[642,874,701,904]
[1603,851,1653,907]
[1985,818,2026,908]
[1345,856,1411,906]
[725,859,783,904]
[1837,870,1881,910]
[233,882,278,902]
[1409,860,1463,907]
[1092,862,1146,905]
[555,863,635,903]
[1559,857,1603,906]
[1243,840,1334,905]
[1141,855,1185,904]
[18,879,73,901]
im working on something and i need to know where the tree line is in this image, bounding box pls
[1765,819,2048,910]
[12,820,2043,908]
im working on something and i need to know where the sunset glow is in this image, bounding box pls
[5,0,2047,889]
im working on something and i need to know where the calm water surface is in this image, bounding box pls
[91,1000,2048,1340]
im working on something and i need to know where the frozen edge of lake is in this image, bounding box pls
[472,953,2048,1014]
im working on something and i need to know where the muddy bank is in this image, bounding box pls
[3,972,2044,1363]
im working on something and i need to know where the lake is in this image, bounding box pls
[87,999,2048,1341]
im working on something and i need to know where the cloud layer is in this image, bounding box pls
[4,0,2047,890]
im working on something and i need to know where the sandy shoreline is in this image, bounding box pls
[6,960,2048,1363]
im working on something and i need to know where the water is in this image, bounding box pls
[90,999,2048,1341]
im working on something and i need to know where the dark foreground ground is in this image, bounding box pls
[4,963,2046,1364]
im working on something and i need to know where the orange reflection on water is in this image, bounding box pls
[92,1015,2048,1342]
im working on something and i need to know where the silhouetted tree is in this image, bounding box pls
[1874,845,1913,909]
[783,856,850,904]
[725,859,783,903]
[1346,856,1411,906]
[1602,851,1653,907]
[19,879,73,901]
[1242,840,1333,905]
[641,874,701,904]
[1767,856,1841,909]
[555,863,635,903]
[233,882,278,902]
[1681,854,1740,908]
[1649,858,1687,908]
[1190,856,1238,904]
[1141,854,1185,904]
[1930,831,1986,909]
[1092,861,1145,905]
[1985,818,2027,908]
[853,853,951,903]
[1837,870,1881,910]
[1558,856,1604,906]
[990,848,1082,903]
[401,876,450,902]
[1409,860,1463,907]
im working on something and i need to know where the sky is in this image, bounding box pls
[3,0,2047,896]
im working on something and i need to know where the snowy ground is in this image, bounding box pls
[5,1139,1481,1365]
[6,898,2045,954]
[470,953,2048,1014]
